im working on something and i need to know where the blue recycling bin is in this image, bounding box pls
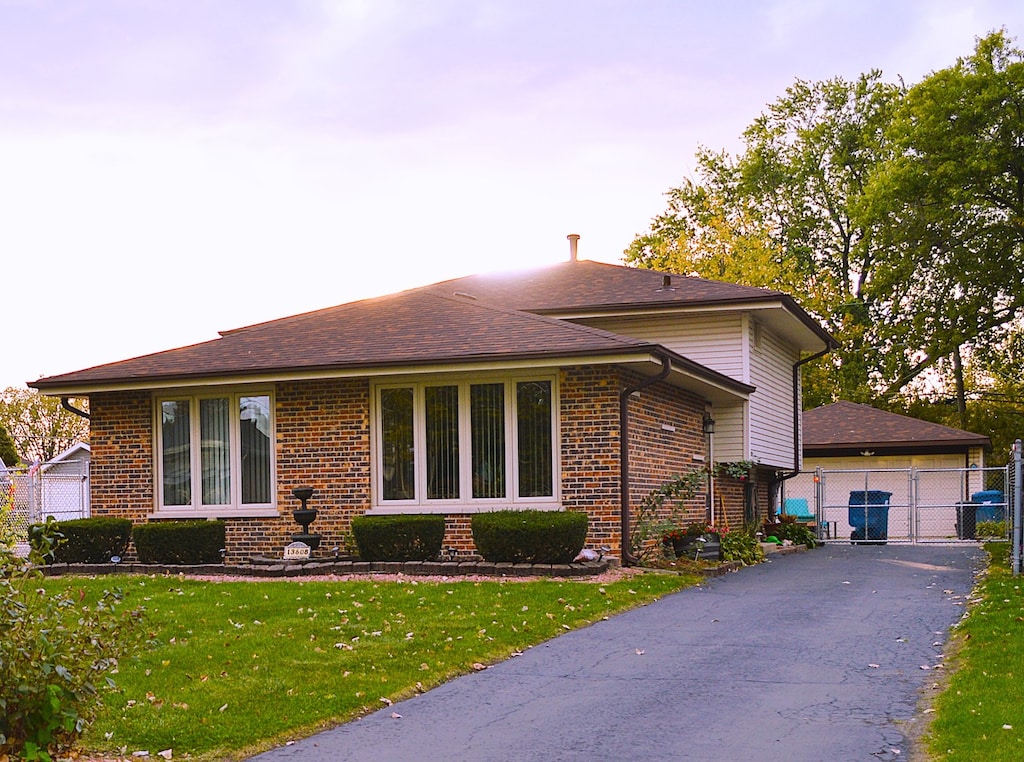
[971,490,1005,523]
[849,490,892,544]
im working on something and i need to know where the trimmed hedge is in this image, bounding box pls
[351,514,445,561]
[29,517,132,564]
[471,510,588,564]
[133,520,226,565]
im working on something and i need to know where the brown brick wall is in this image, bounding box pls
[559,366,622,551]
[87,381,374,563]
[86,368,747,563]
[619,368,709,556]
[90,391,154,524]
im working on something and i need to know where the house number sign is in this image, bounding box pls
[283,541,311,561]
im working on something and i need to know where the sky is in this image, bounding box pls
[3,0,1024,390]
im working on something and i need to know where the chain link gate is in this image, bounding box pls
[784,465,1012,544]
[0,460,91,549]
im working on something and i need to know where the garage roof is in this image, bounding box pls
[803,401,991,456]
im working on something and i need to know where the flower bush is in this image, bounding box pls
[662,522,727,542]
[629,471,705,562]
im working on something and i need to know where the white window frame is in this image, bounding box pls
[153,388,277,518]
[369,374,560,514]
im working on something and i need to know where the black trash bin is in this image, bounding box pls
[849,490,892,545]
[956,503,977,540]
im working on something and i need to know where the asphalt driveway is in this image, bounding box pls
[249,543,983,762]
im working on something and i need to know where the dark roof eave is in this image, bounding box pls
[806,438,992,456]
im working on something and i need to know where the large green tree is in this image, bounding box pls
[869,30,1024,410]
[627,71,902,407]
[0,388,89,464]
[627,31,1024,426]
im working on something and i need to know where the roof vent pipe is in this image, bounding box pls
[567,233,580,262]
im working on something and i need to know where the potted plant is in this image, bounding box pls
[662,521,726,561]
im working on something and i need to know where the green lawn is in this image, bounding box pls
[49,571,697,760]
[924,543,1024,760]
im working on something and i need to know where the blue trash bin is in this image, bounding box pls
[849,490,892,544]
[971,490,1005,523]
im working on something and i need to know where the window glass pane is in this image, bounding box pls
[471,383,505,498]
[425,385,459,500]
[517,381,553,497]
[161,400,192,506]
[381,387,415,500]
[200,398,231,505]
[240,395,272,504]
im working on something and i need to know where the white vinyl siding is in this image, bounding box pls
[747,317,799,469]
[577,312,799,468]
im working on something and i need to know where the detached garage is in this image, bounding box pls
[785,401,995,542]
[802,401,991,472]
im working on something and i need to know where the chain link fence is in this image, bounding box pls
[0,460,91,546]
[783,464,1012,544]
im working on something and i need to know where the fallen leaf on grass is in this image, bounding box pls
[158,750,173,760]
[472,662,487,671]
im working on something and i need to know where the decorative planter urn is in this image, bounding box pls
[291,487,321,550]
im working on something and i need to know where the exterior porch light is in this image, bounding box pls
[702,412,715,434]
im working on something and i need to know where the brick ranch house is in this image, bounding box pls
[30,250,834,565]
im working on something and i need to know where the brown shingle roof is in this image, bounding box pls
[31,259,819,394]
[31,290,746,391]
[423,260,834,347]
[426,259,790,310]
[803,401,991,454]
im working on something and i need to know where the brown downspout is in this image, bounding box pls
[620,353,672,566]
[775,346,831,489]
[61,397,90,420]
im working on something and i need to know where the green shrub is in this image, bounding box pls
[29,517,132,564]
[351,514,446,561]
[1,519,149,761]
[133,520,226,565]
[720,527,765,565]
[472,510,588,564]
[976,520,1006,538]
[763,519,819,548]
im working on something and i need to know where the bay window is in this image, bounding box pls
[374,377,556,509]
[156,391,274,515]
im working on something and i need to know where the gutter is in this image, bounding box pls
[776,346,832,486]
[61,397,90,420]
[619,352,673,566]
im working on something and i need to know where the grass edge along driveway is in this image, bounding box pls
[921,543,1024,761]
[48,570,698,761]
